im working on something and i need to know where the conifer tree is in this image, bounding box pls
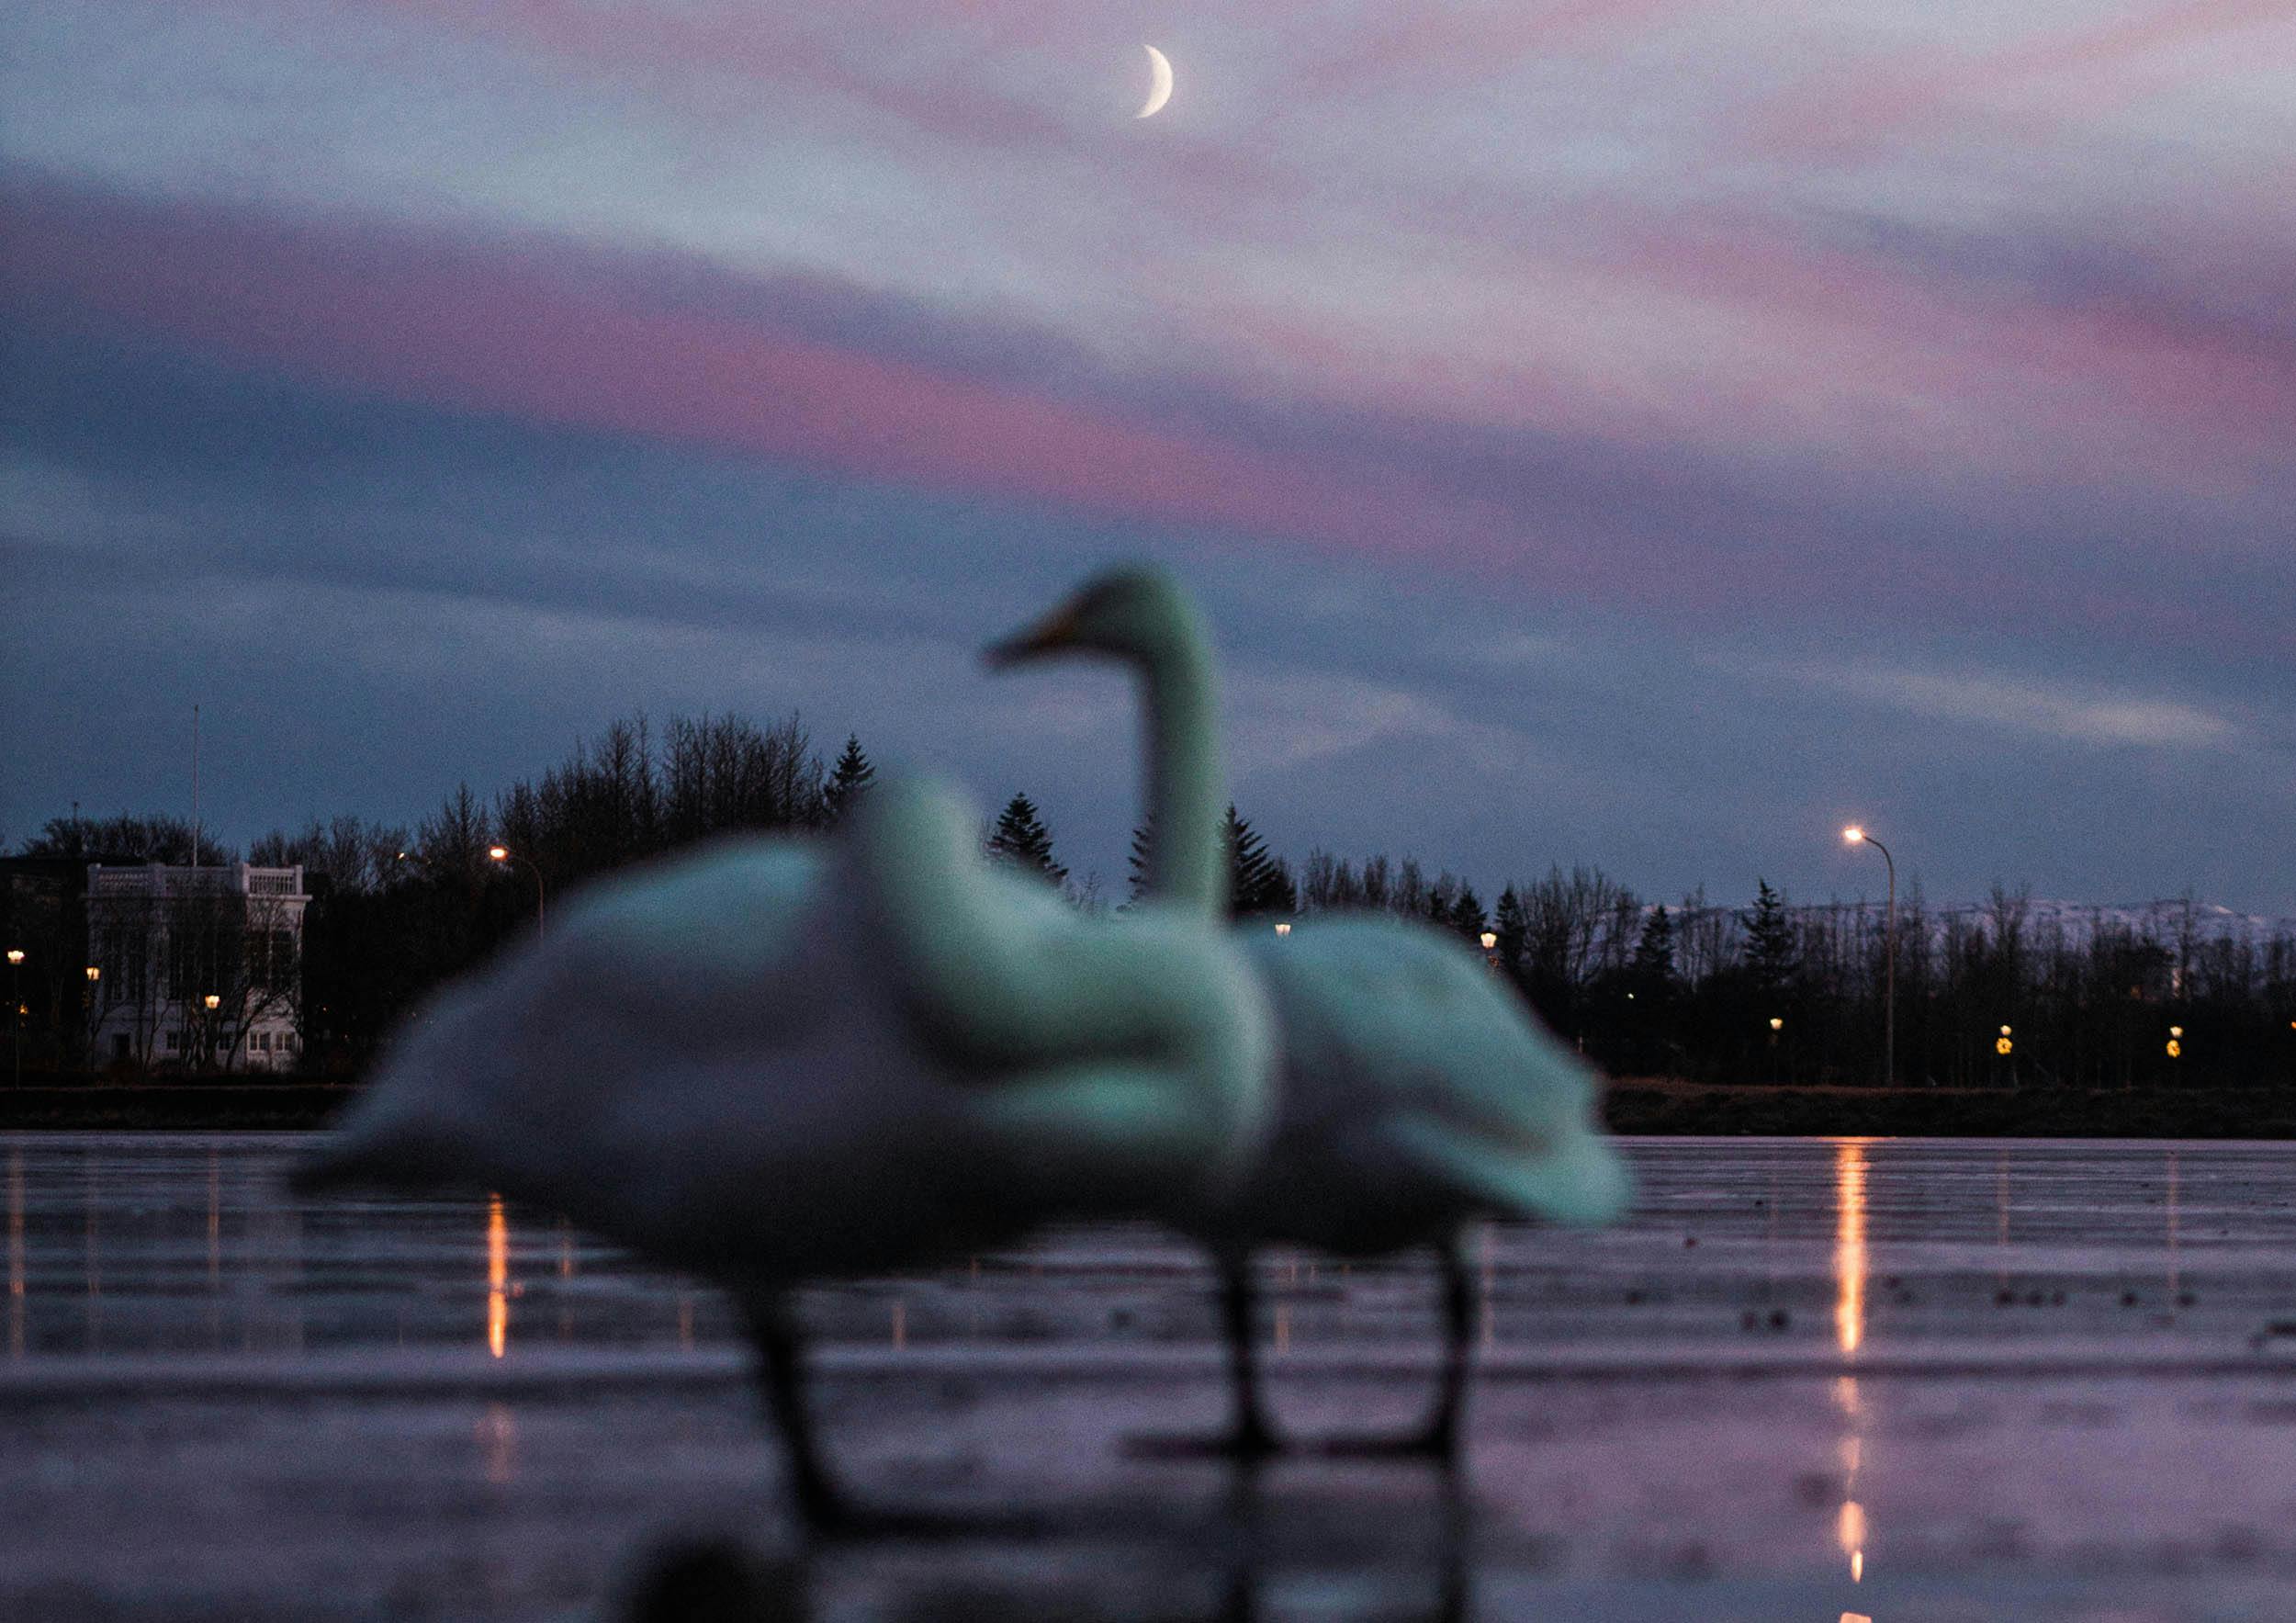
[1225,806,1296,917]
[1126,817,1155,902]
[986,794,1068,889]
[1448,883,1488,942]
[1131,807,1297,917]
[1744,880,1799,994]
[1494,885,1528,964]
[819,735,875,826]
[1631,904,1678,992]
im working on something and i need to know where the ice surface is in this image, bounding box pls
[4,1133,2295,1620]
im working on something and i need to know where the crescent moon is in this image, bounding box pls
[1137,44,1173,119]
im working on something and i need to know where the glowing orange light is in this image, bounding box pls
[1835,1141,1868,1356]
[487,1196,509,1358]
[5,950,21,966]
[1842,826,1865,844]
[1479,930,1498,951]
[1273,921,1292,937]
[488,845,510,862]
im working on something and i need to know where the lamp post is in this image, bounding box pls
[84,964,101,1073]
[203,992,221,1072]
[1843,827,1896,1090]
[6,949,22,1088]
[488,846,546,941]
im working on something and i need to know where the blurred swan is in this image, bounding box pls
[297,770,1271,1527]
[988,567,1630,1460]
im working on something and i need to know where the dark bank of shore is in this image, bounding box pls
[2,1074,2292,1136]
[1603,1076,2296,1138]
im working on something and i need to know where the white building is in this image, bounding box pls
[85,862,310,1073]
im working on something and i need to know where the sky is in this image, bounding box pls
[3,0,2292,914]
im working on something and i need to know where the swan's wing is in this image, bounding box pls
[842,775,1275,1200]
[1251,916,1633,1228]
[1379,1110,1631,1227]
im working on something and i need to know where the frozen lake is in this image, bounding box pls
[5,1133,2295,1621]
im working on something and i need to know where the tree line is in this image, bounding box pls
[6,708,2292,1088]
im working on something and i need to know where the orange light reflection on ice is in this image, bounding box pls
[487,1196,509,1359]
[1834,1140,1868,1356]
[1833,1141,1873,1588]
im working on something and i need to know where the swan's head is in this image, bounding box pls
[984,566,1205,672]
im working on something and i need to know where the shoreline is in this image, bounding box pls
[1,1077,2291,1136]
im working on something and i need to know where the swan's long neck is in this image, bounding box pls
[1139,609,1227,919]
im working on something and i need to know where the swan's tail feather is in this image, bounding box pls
[1384,1115,1634,1228]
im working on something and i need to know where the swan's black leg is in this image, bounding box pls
[1420,1233,1475,1464]
[1128,1255,1280,1460]
[1318,1233,1472,1462]
[1219,1256,1280,1460]
[734,1289,851,1533]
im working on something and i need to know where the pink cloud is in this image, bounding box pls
[6,174,2288,660]
[0,175,1513,563]
[1745,0,2296,156]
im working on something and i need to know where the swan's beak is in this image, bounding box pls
[983,603,1081,668]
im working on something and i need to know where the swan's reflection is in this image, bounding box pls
[613,1480,1470,1623]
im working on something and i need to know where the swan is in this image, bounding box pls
[987,567,1631,1460]
[296,769,1273,1528]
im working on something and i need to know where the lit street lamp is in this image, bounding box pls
[1272,921,1291,938]
[84,964,101,1073]
[7,948,22,1088]
[489,846,547,941]
[1843,827,1897,1090]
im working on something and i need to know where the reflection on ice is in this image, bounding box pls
[488,1194,509,1359]
[7,1134,2296,1621]
[1833,1141,1869,1591]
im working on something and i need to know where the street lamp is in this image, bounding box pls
[84,964,101,1073]
[1843,826,1897,1090]
[6,948,22,1088]
[489,846,547,941]
[1272,921,1292,938]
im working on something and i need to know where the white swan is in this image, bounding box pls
[987,567,1631,1459]
[297,769,1272,1527]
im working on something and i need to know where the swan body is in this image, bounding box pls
[299,771,1272,1520]
[1229,917,1626,1257]
[989,566,1629,1456]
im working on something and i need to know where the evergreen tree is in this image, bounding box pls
[1225,806,1296,917]
[986,794,1067,889]
[1448,882,1488,943]
[1131,808,1297,917]
[1631,905,1678,992]
[1494,885,1528,964]
[819,735,875,826]
[1743,880,1798,994]
[1126,817,1155,902]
